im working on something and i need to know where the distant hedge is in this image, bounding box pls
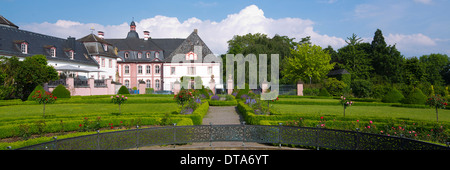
[118,85,130,94]
[381,88,404,103]
[27,85,45,101]
[52,84,71,98]
[402,88,427,104]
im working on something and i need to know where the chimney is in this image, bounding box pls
[193,29,198,34]
[144,31,150,40]
[67,36,76,50]
[97,31,104,39]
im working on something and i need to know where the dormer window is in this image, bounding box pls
[50,47,56,57]
[138,52,142,58]
[103,44,108,52]
[20,42,28,54]
[146,52,150,58]
[68,50,74,60]
[185,51,197,60]
[124,52,129,59]
[155,52,159,58]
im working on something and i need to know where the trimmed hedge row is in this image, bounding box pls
[187,101,209,125]
[208,99,237,106]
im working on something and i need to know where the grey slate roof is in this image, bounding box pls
[78,34,119,58]
[106,37,167,62]
[163,30,216,63]
[0,15,19,29]
[0,24,98,66]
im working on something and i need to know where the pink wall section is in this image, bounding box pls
[48,78,115,96]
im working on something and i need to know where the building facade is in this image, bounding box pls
[0,15,222,95]
[106,21,221,92]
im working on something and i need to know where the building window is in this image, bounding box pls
[185,51,197,60]
[50,47,56,57]
[146,65,151,74]
[138,52,142,58]
[138,65,142,74]
[155,79,160,90]
[125,65,129,74]
[69,50,74,60]
[101,58,105,67]
[207,66,212,75]
[146,52,150,58]
[125,80,130,88]
[103,44,108,51]
[188,67,195,75]
[109,59,112,68]
[155,52,159,58]
[155,65,160,74]
[146,80,151,88]
[171,67,176,75]
[21,43,28,54]
[124,52,129,58]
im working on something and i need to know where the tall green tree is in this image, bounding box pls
[419,53,449,86]
[0,55,58,100]
[336,34,373,80]
[225,33,300,85]
[282,43,335,84]
[371,29,404,83]
[403,57,426,86]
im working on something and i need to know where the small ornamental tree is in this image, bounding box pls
[32,90,57,118]
[111,95,127,114]
[426,95,447,122]
[340,96,353,117]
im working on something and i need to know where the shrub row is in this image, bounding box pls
[208,99,237,106]
[186,101,209,125]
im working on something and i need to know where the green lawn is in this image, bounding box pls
[273,104,450,123]
[0,103,178,118]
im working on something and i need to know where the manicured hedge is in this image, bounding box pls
[208,100,237,106]
[118,85,130,94]
[382,88,404,103]
[187,101,209,125]
[51,84,71,98]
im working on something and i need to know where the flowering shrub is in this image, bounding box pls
[78,117,102,132]
[32,90,57,118]
[426,95,448,122]
[340,96,353,117]
[111,95,127,114]
[210,95,220,100]
[174,89,192,107]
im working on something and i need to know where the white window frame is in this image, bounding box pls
[125,80,130,88]
[155,65,160,74]
[50,47,56,57]
[188,67,196,75]
[138,65,142,74]
[146,79,151,88]
[124,65,129,74]
[146,65,151,74]
[171,67,176,75]
[155,79,160,90]
[21,43,28,54]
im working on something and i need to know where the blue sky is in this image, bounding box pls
[1,0,449,57]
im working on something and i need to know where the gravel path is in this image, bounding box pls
[202,106,243,125]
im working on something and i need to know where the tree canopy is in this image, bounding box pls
[0,55,58,100]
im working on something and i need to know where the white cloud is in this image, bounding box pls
[19,4,348,54]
